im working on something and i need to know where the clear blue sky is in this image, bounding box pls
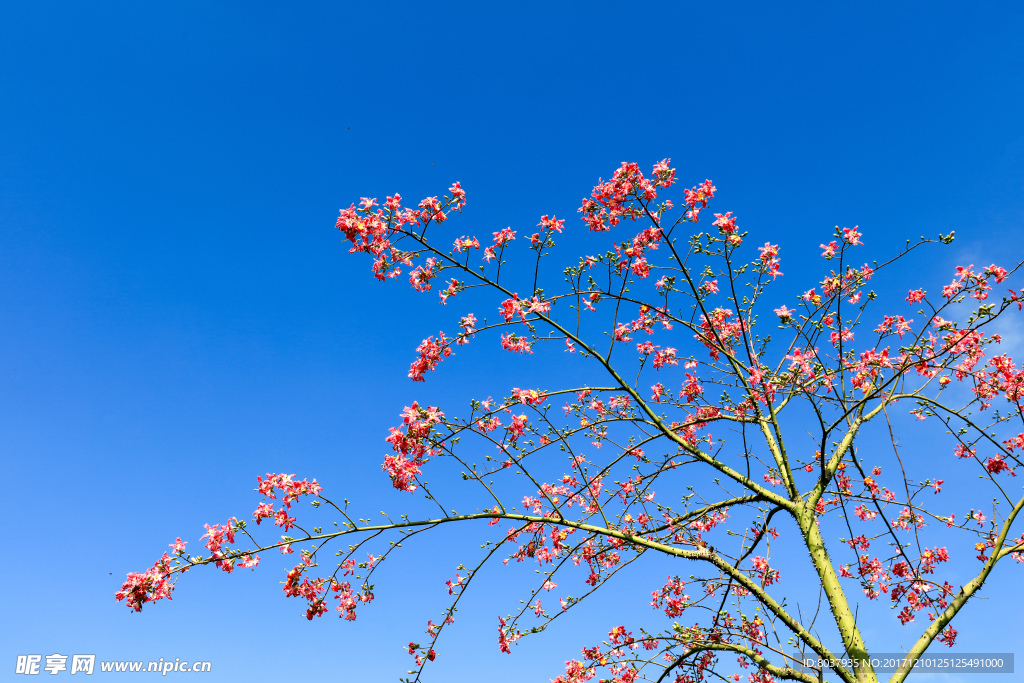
[1,2,1022,681]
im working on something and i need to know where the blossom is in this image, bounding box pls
[774,305,794,322]
[986,455,1014,475]
[954,444,976,459]
[383,454,422,492]
[712,212,737,234]
[875,315,913,338]
[419,196,446,223]
[681,373,703,402]
[751,556,780,585]
[116,553,176,612]
[492,227,516,247]
[631,257,650,278]
[652,158,676,187]
[613,324,633,342]
[538,214,565,232]
[650,576,690,617]
[985,264,1008,283]
[501,333,533,353]
[452,236,480,253]
[683,179,716,211]
[757,242,783,279]
[201,519,237,555]
[576,162,660,231]
[937,626,958,647]
[694,307,745,360]
[854,505,877,521]
[820,241,838,257]
[409,333,453,381]
[511,388,546,406]
[448,181,466,208]
[841,226,863,245]
[409,258,439,292]
[499,295,526,323]
[382,403,443,492]
[459,313,477,337]
[829,327,854,346]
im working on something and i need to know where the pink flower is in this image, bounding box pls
[985,264,1008,283]
[538,215,565,233]
[653,347,678,370]
[757,242,782,279]
[954,444,976,459]
[842,226,863,245]
[448,181,466,208]
[116,553,176,612]
[937,626,958,647]
[681,373,703,402]
[712,212,737,234]
[652,158,676,187]
[774,305,794,322]
[986,455,1013,475]
[820,241,838,257]
[700,279,719,295]
[683,179,716,211]
[383,453,423,492]
[492,227,516,247]
[751,556,780,585]
[500,333,533,354]
[408,258,439,292]
[631,257,650,278]
[409,333,452,382]
[452,236,480,253]
[253,502,275,524]
[854,505,877,521]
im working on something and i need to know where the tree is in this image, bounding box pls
[117,160,1024,683]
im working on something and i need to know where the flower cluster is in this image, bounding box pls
[578,161,671,232]
[383,402,444,492]
[115,553,175,612]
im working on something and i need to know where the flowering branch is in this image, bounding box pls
[120,161,1024,683]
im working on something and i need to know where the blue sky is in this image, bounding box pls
[1,2,1023,681]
